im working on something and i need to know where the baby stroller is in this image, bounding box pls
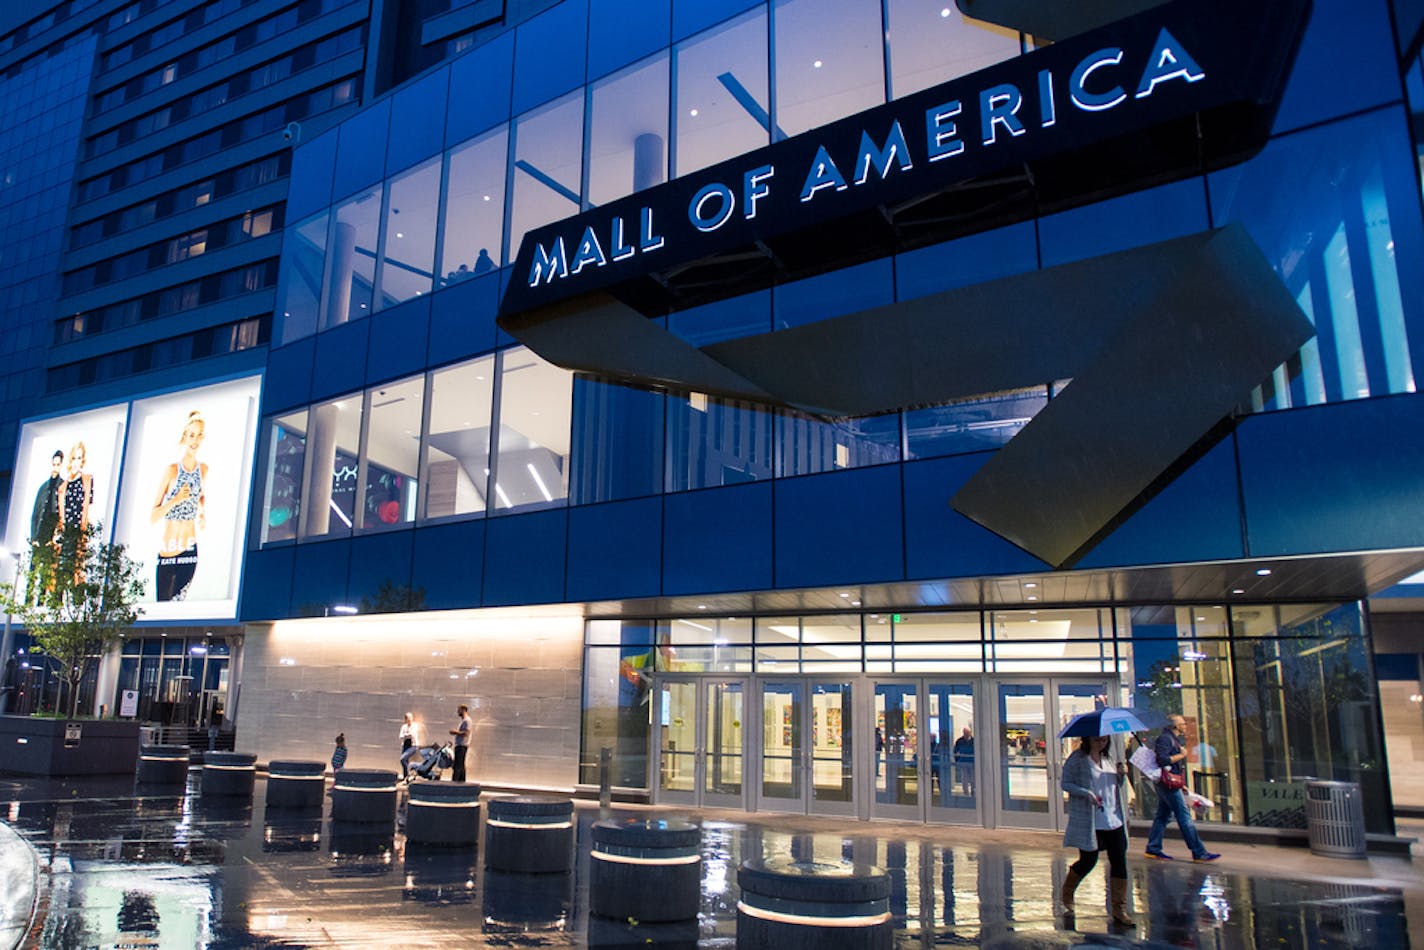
[404,742,454,783]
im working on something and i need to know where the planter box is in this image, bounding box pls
[0,715,142,776]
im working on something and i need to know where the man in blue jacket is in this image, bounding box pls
[1145,714,1220,862]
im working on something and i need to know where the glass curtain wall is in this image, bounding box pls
[255,349,572,539]
[580,602,1391,832]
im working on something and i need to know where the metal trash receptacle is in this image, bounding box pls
[1304,780,1366,859]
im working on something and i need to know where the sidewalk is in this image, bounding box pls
[0,773,1417,948]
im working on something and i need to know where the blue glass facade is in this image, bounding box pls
[0,36,96,511]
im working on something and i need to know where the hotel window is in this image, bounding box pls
[508,92,583,266]
[298,396,364,541]
[491,347,573,512]
[422,356,495,522]
[587,52,669,206]
[441,126,507,280]
[357,376,424,532]
[904,386,1048,460]
[884,0,1023,99]
[666,393,774,492]
[377,157,440,308]
[770,0,885,137]
[776,411,901,477]
[274,210,329,344]
[326,185,382,328]
[673,8,769,176]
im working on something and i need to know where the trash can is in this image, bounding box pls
[1304,780,1366,859]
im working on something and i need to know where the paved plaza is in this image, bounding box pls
[0,774,1419,948]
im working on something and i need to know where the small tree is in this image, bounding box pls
[0,521,146,717]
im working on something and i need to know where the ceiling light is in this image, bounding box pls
[1024,582,1037,589]
[1026,595,1038,601]
[1256,568,1272,576]
[940,7,951,16]
[1232,588,1245,595]
[689,108,699,117]
[813,60,822,68]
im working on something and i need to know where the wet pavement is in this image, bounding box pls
[0,773,1418,948]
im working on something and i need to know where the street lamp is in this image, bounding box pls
[0,550,20,716]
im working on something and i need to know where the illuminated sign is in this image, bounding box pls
[3,377,261,623]
[499,0,1308,320]
[113,377,261,621]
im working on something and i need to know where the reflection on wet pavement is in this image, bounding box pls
[0,775,1411,948]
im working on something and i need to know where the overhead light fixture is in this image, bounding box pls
[1256,568,1272,576]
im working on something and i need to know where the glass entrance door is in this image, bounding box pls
[758,679,855,816]
[993,678,1113,830]
[870,679,980,823]
[654,677,748,808]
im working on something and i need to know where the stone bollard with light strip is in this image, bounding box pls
[135,745,190,785]
[265,760,327,809]
[590,818,702,922]
[330,769,399,825]
[201,752,257,797]
[406,781,482,846]
[736,856,893,949]
[484,796,575,873]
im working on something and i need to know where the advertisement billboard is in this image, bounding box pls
[3,405,127,584]
[113,377,261,621]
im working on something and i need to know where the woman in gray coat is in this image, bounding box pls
[1060,734,1134,926]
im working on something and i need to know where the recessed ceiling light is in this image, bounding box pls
[698,604,707,610]
[1232,588,1245,595]
[839,592,851,598]
[1196,617,1206,622]
[1026,595,1038,601]
[813,60,822,68]
[689,108,699,117]
[851,600,861,606]
[1024,582,1037,589]
[395,232,404,238]
[1256,568,1272,576]
[940,7,951,17]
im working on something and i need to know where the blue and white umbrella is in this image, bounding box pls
[1057,706,1167,739]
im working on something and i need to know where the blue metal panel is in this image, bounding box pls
[774,466,904,588]
[1272,0,1401,135]
[387,69,450,176]
[903,455,1049,579]
[1039,179,1209,267]
[346,530,415,607]
[311,320,371,402]
[412,520,486,609]
[672,0,762,42]
[238,546,295,622]
[895,222,1037,301]
[263,338,316,413]
[566,497,662,600]
[668,289,771,345]
[773,257,894,330]
[367,295,431,385]
[589,0,670,80]
[1239,394,1424,555]
[333,99,393,204]
[482,509,568,606]
[662,483,773,594]
[1076,437,1245,568]
[447,31,515,145]
[287,128,338,222]
[291,539,353,616]
[428,270,500,366]
[512,0,589,116]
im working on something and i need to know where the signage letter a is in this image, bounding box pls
[1135,28,1205,99]
[800,145,848,202]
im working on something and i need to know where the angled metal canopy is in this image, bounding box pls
[500,225,1314,568]
[954,0,1172,42]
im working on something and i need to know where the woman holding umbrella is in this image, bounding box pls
[1059,711,1140,927]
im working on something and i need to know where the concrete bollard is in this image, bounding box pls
[330,769,399,825]
[135,745,190,785]
[200,752,257,797]
[405,781,482,846]
[484,796,575,873]
[590,818,701,922]
[265,760,326,809]
[736,856,893,949]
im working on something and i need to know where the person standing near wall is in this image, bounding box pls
[399,712,421,778]
[331,733,348,773]
[449,704,471,782]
